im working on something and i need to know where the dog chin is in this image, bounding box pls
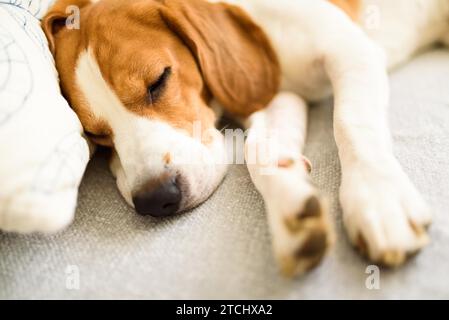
[177,162,229,212]
[110,130,229,215]
[172,132,229,212]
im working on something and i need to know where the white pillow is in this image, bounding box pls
[0,0,56,19]
[0,2,90,233]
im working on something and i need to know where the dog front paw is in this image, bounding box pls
[341,159,432,266]
[268,187,334,277]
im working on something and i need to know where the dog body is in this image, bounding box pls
[218,0,448,273]
[223,0,449,99]
[40,0,448,275]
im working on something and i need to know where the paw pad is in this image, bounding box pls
[285,196,323,233]
[295,230,328,259]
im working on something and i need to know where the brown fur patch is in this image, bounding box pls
[301,196,322,219]
[409,220,425,237]
[356,232,369,256]
[278,158,295,169]
[163,152,172,165]
[42,0,280,143]
[285,196,324,233]
[328,0,361,21]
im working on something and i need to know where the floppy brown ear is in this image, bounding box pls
[159,0,281,117]
[42,0,90,55]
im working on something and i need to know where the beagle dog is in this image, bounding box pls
[42,0,448,276]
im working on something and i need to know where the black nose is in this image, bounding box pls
[132,176,182,217]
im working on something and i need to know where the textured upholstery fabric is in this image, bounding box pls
[1,50,449,299]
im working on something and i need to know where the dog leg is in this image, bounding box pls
[322,19,432,266]
[244,92,334,276]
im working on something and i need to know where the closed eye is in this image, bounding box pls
[148,67,171,104]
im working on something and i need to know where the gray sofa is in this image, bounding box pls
[1,50,449,299]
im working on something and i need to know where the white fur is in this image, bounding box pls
[76,49,228,211]
[224,0,443,268]
[75,0,446,272]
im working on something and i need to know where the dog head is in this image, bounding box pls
[42,0,280,217]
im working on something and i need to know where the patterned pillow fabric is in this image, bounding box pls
[0,1,91,233]
[0,0,56,19]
